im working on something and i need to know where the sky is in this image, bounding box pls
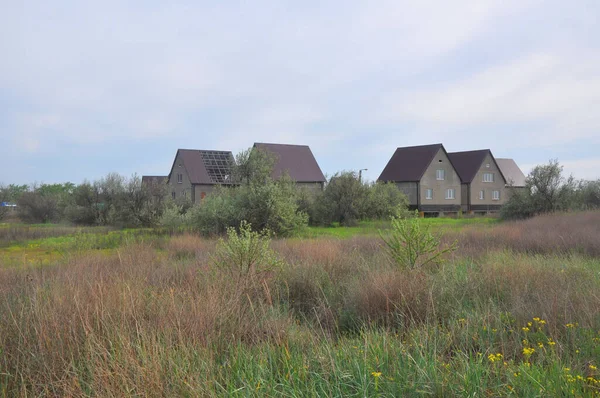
[1,0,599,185]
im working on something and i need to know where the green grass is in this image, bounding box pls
[296,216,499,239]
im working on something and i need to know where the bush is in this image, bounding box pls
[17,191,60,224]
[363,182,410,220]
[160,203,191,230]
[312,171,368,226]
[212,221,283,279]
[379,211,457,269]
[192,176,307,237]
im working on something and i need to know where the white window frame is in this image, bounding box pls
[436,169,445,180]
[425,189,433,200]
[445,188,455,200]
[483,172,494,183]
[177,173,183,184]
[479,190,484,200]
[492,190,500,201]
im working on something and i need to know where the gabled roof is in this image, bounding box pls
[253,143,326,183]
[168,149,235,185]
[378,143,447,182]
[496,158,527,187]
[141,176,167,185]
[447,149,506,184]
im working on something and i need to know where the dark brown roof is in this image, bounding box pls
[168,149,234,185]
[496,158,527,187]
[378,143,445,182]
[254,143,326,183]
[448,150,506,184]
[447,150,490,183]
[141,176,167,185]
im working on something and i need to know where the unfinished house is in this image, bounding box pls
[496,158,527,188]
[448,150,507,213]
[253,143,326,191]
[166,149,235,204]
[378,143,462,214]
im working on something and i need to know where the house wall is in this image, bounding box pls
[395,182,418,205]
[167,152,193,201]
[193,184,217,204]
[461,184,469,212]
[469,153,507,209]
[419,148,461,209]
[297,182,325,193]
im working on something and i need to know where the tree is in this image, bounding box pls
[17,191,60,224]
[232,147,277,185]
[313,171,369,226]
[501,159,579,220]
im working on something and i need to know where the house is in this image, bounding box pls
[447,150,507,213]
[141,175,168,199]
[496,158,527,188]
[141,176,167,186]
[253,143,326,191]
[166,149,235,203]
[378,143,462,214]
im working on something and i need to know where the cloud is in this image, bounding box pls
[0,0,599,183]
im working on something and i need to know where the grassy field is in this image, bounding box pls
[1,213,600,396]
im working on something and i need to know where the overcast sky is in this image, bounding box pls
[1,0,599,184]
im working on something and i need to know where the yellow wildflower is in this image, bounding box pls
[371,372,382,378]
[522,327,530,332]
[488,353,503,363]
[566,323,576,328]
[538,342,544,348]
[590,365,598,371]
[523,347,535,357]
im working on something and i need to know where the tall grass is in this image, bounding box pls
[1,212,600,396]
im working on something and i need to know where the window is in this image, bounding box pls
[483,172,494,182]
[425,189,433,200]
[479,190,484,200]
[177,173,183,183]
[446,188,455,200]
[485,163,490,168]
[436,169,445,180]
[492,190,500,200]
[171,191,176,199]
[183,190,186,197]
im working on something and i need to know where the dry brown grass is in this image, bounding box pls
[448,211,600,257]
[1,211,599,396]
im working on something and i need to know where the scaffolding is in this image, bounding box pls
[199,151,235,184]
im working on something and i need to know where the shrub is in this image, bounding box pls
[16,191,60,224]
[379,211,457,269]
[312,171,368,226]
[160,203,191,230]
[212,221,283,280]
[364,182,410,220]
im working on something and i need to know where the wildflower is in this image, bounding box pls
[576,350,580,354]
[514,372,520,377]
[538,342,544,348]
[488,353,503,363]
[564,368,571,372]
[566,323,576,328]
[522,339,529,345]
[533,317,540,322]
[523,347,535,357]
[547,339,556,346]
[591,365,598,371]
[522,327,530,332]
[527,322,533,327]
[371,372,382,378]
